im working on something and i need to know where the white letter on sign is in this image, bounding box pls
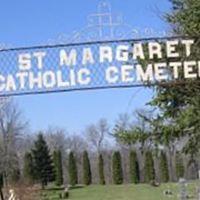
[182,40,194,57]
[166,40,179,58]
[106,66,119,83]
[116,45,129,62]
[121,65,134,83]
[133,43,145,59]
[82,48,94,65]
[78,69,91,85]
[136,64,153,82]
[100,46,113,63]
[60,49,77,67]
[184,61,197,79]
[18,53,31,71]
[6,75,16,91]
[154,63,168,81]
[33,51,46,69]
[148,42,162,59]
[0,75,5,91]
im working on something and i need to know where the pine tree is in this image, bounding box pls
[144,151,155,183]
[32,133,54,188]
[159,151,169,183]
[151,0,200,168]
[82,151,92,185]
[68,151,78,186]
[23,152,34,183]
[98,154,105,185]
[53,150,63,186]
[112,151,123,185]
[166,0,200,36]
[175,152,185,179]
[129,151,140,184]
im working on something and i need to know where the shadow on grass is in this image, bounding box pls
[69,185,85,190]
[44,184,85,192]
[45,187,65,191]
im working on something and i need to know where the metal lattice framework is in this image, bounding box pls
[45,0,169,45]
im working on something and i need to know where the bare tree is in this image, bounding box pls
[45,127,68,153]
[0,100,28,184]
[64,134,87,153]
[85,118,109,153]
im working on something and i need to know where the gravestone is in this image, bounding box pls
[179,178,188,200]
[8,189,19,200]
[197,170,200,200]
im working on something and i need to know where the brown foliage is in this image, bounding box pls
[3,184,40,200]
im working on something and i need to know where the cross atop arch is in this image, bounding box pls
[87,0,122,39]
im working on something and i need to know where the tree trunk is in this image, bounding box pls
[0,189,4,200]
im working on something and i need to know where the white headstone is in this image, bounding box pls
[8,189,19,200]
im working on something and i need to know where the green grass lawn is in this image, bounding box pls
[42,182,198,200]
